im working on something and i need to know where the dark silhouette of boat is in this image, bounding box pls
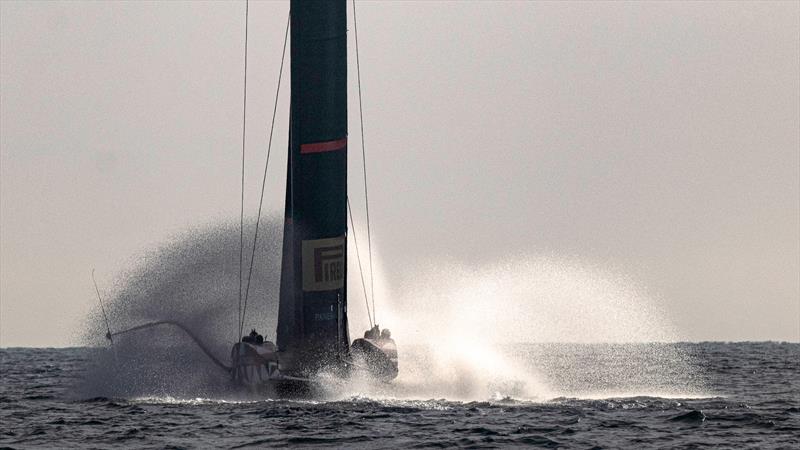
[229,0,398,394]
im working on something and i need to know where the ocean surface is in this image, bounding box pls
[1,342,798,448]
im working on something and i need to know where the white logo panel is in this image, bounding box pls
[302,236,345,291]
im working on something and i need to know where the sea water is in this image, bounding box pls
[1,343,798,448]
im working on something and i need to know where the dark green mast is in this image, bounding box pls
[277,0,349,375]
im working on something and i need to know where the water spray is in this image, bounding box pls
[108,320,232,373]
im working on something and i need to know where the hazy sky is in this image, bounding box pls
[1,1,798,347]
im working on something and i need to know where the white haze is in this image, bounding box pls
[364,255,677,345]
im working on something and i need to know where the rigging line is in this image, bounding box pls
[240,12,290,338]
[348,197,374,328]
[352,0,378,324]
[91,269,113,344]
[238,0,250,341]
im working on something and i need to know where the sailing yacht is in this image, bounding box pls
[229,0,398,393]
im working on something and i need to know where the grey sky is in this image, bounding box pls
[1,1,798,347]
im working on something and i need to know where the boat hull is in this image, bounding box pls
[351,338,399,381]
[230,338,397,396]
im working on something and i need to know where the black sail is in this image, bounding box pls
[277,0,349,375]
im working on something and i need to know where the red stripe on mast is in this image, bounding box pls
[300,137,347,154]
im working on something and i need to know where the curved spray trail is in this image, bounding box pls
[80,220,704,400]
